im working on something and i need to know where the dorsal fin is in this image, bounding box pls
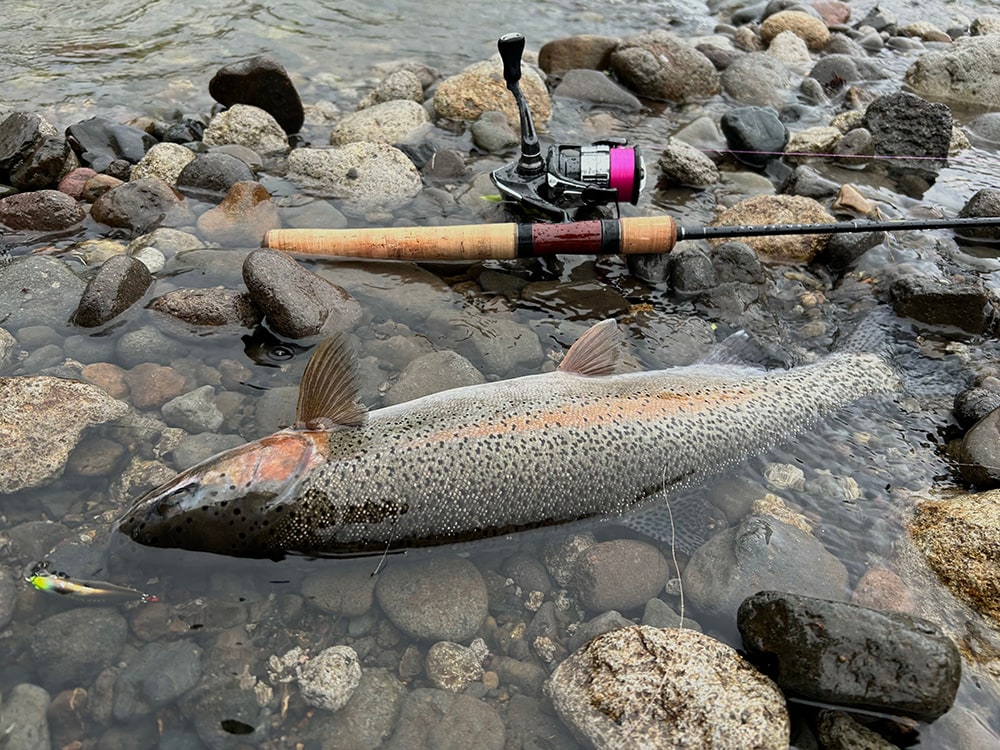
[295,334,366,429]
[558,319,625,376]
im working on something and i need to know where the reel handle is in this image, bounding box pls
[264,216,678,260]
[498,32,526,88]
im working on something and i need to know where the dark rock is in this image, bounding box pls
[957,405,1000,487]
[209,55,304,135]
[566,610,634,652]
[147,287,261,331]
[781,164,840,199]
[175,152,256,200]
[0,189,85,232]
[504,694,578,750]
[421,149,468,181]
[670,244,719,292]
[30,607,128,689]
[73,254,153,327]
[889,275,992,333]
[90,177,190,235]
[738,590,961,721]
[242,249,362,338]
[820,230,886,270]
[712,241,767,284]
[809,55,890,88]
[569,539,670,612]
[470,111,518,153]
[552,69,642,111]
[957,188,1000,242]
[10,135,74,190]
[863,92,952,179]
[0,683,50,750]
[954,386,1000,428]
[498,553,552,596]
[196,180,279,245]
[112,641,203,721]
[0,111,51,174]
[539,35,618,73]
[696,42,744,70]
[180,684,269,748]
[65,116,156,172]
[0,255,86,330]
[720,106,788,168]
[833,127,875,166]
[303,667,406,750]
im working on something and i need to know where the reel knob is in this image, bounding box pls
[498,32,526,88]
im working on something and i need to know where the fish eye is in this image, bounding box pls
[269,345,295,362]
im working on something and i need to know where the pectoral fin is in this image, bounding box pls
[295,334,367,429]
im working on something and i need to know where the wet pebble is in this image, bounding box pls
[434,56,550,129]
[66,116,154,171]
[760,10,830,49]
[298,645,362,712]
[569,539,670,612]
[384,349,484,406]
[610,30,720,102]
[817,710,899,750]
[505,693,578,750]
[957,187,1000,241]
[358,68,424,109]
[383,688,505,750]
[181,683,269,749]
[720,53,792,107]
[470,111,519,153]
[0,567,16,629]
[73,253,153,327]
[148,286,261,332]
[738,590,961,720]
[551,69,642,111]
[31,607,128,689]
[720,105,788,169]
[161,385,224,433]
[434,312,544,376]
[128,227,205,259]
[0,111,54,169]
[566,610,634,653]
[905,35,1000,108]
[113,640,203,721]
[202,103,289,155]
[304,667,406,750]
[331,99,430,146]
[425,641,485,693]
[657,138,719,187]
[0,188,86,231]
[67,435,125,476]
[711,194,835,263]
[0,683,51,750]
[122,362,186,409]
[545,626,789,749]
[57,166,98,199]
[209,55,304,135]
[539,35,618,73]
[642,597,702,631]
[130,142,196,184]
[863,92,951,180]
[175,151,256,199]
[954,385,1000,428]
[375,556,488,642]
[301,564,377,617]
[957,405,1000,486]
[852,566,916,614]
[544,532,597,586]
[90,177,192,235]
[492,655,548,697]
[196,180,280,246]
[889,274,991,333]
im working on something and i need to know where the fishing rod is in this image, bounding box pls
[264,32,1000,260]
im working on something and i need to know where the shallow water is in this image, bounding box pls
[4,0,1000,747]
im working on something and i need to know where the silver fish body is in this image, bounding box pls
[114,322,898,559]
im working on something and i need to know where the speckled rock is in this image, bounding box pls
[710,195,835,263]
[375,556,488,642]
[30,607,128,689]
[202,103,290,154]
[57,166,98,199]
[738,591,961,720]
[301,565,377,617]
[434,56,551,129]
[761,10,831,50]
[161,385,224,433]
[196,180,279,246]
[209,55,304,135]
[569,539,670,612]
[298,645,362,712]
[0,188,85,231]
[545,626,789,749]
[383,688,505,750]
[539,34,618,73]
[862,92,952,176]
[657,138,719,186]
[0,376,127,491]
[304,667,406,750]
[610,30,720,102]
[73,253,153,327]
[243,248,362,337]
[286,143,422,214]
[425,641,484,693]
[909,490,1000,627]
[889,274,991,333]
[0,256,84,332]
[957,187,1000,241]
[544,532,597,586]
[0,684,51,750]
[331,99,430,146]
[130,142,196,184]
[384,350,485,406]
[817,710,900,750]
[720,53,793,108]
[957,405,1000,486]
[358,69,424,109]
[90,177,191,235]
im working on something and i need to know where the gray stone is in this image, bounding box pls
[298,645,362,712]
[569,539,670,612]
[209,55,304,135]
[954,386,1000,428]
[147,286,262,332]
[552,69,642,110]
[65,116,155,172]
[0,188,85,231]
[202,103,290,154]
[10,135,75,191]
[331,99,430,146]
[429,312,543,376]
[383,688,505,750]
[73,253,153,327]
[161,385,224,433]
[358,69,424,109]
[720,106,788,168]
[301,564,377,617]
[30,607,128,689]
[863,92,952,178]
[175,151,256,199]
[0,567,16,630]
[470,111,519,153]
[243,249,362,338]
[504,694,578,750]
[384,350,484,406]
[610,30,720,102]
[0,375,127,491]
[90,177,192,235]
[171,432,248,471]
[375,556,488,642]
[816,711,899,750]
[304,668,406,750]
[113,640,203,721]
[181,684,270,748]
[889,274,991,333]
[127,227,205,259]
[130,142,196,184]
[545,626,789,749]
[738,591,961,720]
[544,532,597,586]
[906,35,1000,107]
[567,610,634,652]
[958,405,1000,486]
[0,683,50,750]
[0,111,53,173]
[720,53,793,107]
[657,138,719,187]
[115,326,189,368]
[642,597,702,631]
[957,187,1000,241]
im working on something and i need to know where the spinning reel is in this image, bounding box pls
[490,33,646,222]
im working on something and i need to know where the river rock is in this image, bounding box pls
[358,69,424,109]
[909,489,1000,627]
[202,103,290,154]
[30,607,128,689]
[113,640,203,721]
[209,55,304,135]
[298,645,362,712]
[129,142,195,184]
[0,188,85,232]
[384,350,484,406]
[954,385,1000,428]
[0,375,127,491]
[765,30,812,70]
[243,248,361,337]
[331,99,430,146]
[610,30,720,102]
[0,567,16,630]
[551,69,642,111]
[539,35,618,73]
[301,564,377,617]
[888,274,991,332]
[429,312,543,376]
[906,35,1000,107]
[286,143,422,214]
[720,53,793,107]
[710,194,834,263]
[738,591,961,720]
[303,667,406,750]
[425,641,484,693]
[862,92,951,178]
[90,176,191,235]
[161,385,224,433]
[375,556,488,642]
[120,363,183,409]
[176,151,256,199]
[10,134,74,190]
[73,253,153,327]
[0,684,50,750]
[656,138,719,186]
[569,539,670,613]
[0,111,54,173]
[196,180,279,246]
[57,166,98,199]
[957,187,1000,241]
[683,515,849,631]
[957,405,1000,486]
[809,54,890,89]
[470,111,519,153]
[383,688,505,750]
[181,684,270,747]
[65,116,156,172]
[148,286,261,332]
[760,10,831,50]
[817,710,900,750]
[545,626,789,749]
[434,56,551,129]
[720,106,787,169]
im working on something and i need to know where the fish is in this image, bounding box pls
[113,318,899,560]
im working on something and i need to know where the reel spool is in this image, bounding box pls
[490,33,646,222]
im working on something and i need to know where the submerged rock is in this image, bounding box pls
[73,253,153,327]
[545,626,789,749]
[297,645,362,712]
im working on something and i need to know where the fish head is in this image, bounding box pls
[113,430,331,559]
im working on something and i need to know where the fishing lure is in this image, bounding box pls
[25,561,158,604]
